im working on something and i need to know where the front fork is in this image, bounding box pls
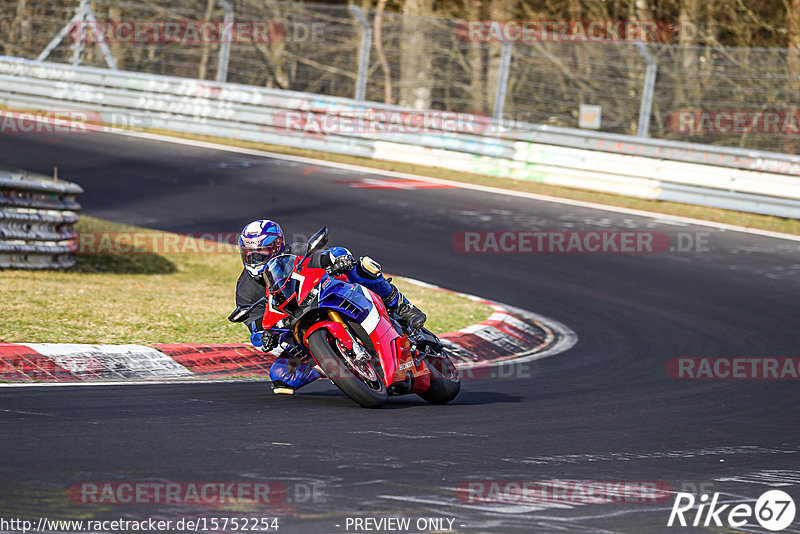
[328,310,348,328]
[300,309,428,391]
[328,310,371,362]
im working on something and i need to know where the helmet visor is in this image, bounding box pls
[240,236,284,267]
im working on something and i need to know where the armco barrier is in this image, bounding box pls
[0,166,82,269]
[1,56,798,218]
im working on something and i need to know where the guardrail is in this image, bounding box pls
[0,166,82,269]
[0,56,798,219]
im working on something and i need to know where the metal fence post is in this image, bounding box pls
[216,0,234,83]
[84,8,118,69]
[348,5,372,101]
[37,0,117,69]
[70,0,89,66]
[492,42,512,121]
[635,43,657,138]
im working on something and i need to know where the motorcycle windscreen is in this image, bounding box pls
[264,254,298,293]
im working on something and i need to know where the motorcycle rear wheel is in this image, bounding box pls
[418,348,461,404]
[307,330,388,408]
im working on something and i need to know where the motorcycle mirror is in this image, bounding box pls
[298,227,329,271]
[228,307,250,322]
[228,296,266,322]
[306,226,328,254]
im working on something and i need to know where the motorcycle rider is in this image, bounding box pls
[235,219,426,395]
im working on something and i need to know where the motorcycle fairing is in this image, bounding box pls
[317,276,372,324]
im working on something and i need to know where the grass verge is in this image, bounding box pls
[1,217,492,344]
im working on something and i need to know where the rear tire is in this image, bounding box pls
[307,330,387,408]
[418,349,461,404]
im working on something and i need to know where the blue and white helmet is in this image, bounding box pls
[239,219,285,278]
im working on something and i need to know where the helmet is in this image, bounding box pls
[239,220,285,278]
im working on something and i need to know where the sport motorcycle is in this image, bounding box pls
[230,227,460,408]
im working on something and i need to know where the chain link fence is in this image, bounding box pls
[1,0,799,153]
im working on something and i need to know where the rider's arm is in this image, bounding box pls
[248,321,278,352]
[287,241,354,273]
[236,270,271,350]
[236,272,266,321]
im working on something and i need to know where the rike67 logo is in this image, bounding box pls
[668,490,796,531]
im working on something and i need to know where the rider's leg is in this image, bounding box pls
[269,355,322,395]
[346,256,426,329]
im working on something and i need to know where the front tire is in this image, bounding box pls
[307,330,387,408]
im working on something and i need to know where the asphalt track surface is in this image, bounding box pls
[1,131,800,534]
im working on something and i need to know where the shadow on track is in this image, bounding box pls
[273,388,525,409]
[178,379,525,409]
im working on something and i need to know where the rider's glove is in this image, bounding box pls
[326,250,356,275]
[250,328,278,353]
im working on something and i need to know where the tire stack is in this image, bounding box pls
[0,167,82,270]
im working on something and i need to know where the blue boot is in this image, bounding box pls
[269,356,322,395]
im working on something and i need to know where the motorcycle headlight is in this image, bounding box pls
[302,286,319,306]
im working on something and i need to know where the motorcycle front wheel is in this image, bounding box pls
[307,329,388,408]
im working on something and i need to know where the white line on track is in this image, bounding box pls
[0,408,56,417]
[0,377,266,388]
[108,128,800,243]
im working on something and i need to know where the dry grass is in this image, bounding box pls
[0,217,491,344]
